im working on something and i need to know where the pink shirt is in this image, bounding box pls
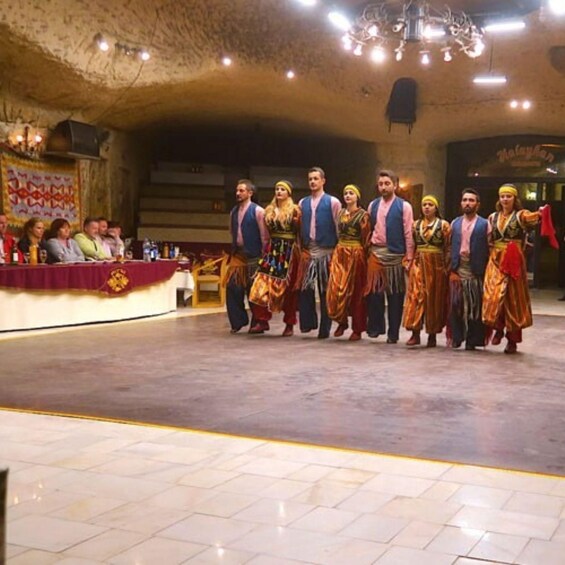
[368,195,415,260]
[298,193,341,243]
[455,215,492,258]
[236,201,269,249]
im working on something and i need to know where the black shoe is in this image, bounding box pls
[465,343,476,351]
[230,327,241,334]
[367,332,381,339]
[317,332,330,339]
[559,296,565,301]
[452,341,462,349]
[386,337,398,344]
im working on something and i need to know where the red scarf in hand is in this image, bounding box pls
[540,205,559,249]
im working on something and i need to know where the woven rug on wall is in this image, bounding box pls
[1,152,81,233]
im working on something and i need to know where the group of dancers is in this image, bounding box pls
[224,167,545,354]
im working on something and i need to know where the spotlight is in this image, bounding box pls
[420,51,430,65]
[510,99,519,108]
[522,100,532,109]
[139,49,150,61]
[342,35,353,51]
[353,44,363,56]
[442,48,452,62]
[34,134,43,143]
[222,56,233,66]
[286,69,296,79]
[95,33,110,52]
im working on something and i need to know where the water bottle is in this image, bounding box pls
[142,238,151,262]
[150,241,158,262]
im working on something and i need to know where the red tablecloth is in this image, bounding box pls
[0,260,179,296]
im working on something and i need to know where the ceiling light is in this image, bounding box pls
[295,0,317,6]
[94,33,110,52]
[473,75,507,85]
[328,11,351,32]
[222,56,233,66]
[548,0,565,15]
[395,49,403,61]
[420,51,431,65]
[510,99,519,108]
[484,20,526,33]
[140,50,150,61]
[423,25,446,39]
[442,48,452,62]
[286,70,296,79]
[522,100,532,109]
[367,24,379,37]
[353,44,363,56]
[370,45,386,63]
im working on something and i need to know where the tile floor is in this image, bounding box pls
[3,410,565,564]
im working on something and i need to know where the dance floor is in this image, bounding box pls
[1,300,565,477]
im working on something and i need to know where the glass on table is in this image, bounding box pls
[23,252,30,264]
[125,250,133,261]
[39,249,48,264]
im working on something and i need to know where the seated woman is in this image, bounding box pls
[45,218,85,263]
[18,217,47,260]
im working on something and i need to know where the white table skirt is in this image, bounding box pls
[0,277,178,332]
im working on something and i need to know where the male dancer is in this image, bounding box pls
[298,167,341,339]
[226,179,269,333]
[366,169,414,343]
[449,189,490,350]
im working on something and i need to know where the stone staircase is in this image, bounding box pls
[137,164,311,244]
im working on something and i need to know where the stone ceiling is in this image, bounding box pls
[0,0,564,145]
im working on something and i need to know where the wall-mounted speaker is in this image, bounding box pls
[45,120,100,160]
[386,78,418,132]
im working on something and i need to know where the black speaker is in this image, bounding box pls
[386,78,417,132]
[46,120,100,160]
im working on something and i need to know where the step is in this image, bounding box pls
[140,197,226,213]
[139,210,230,228]
[137,226,232,243]
[150,170,225,186]
[141,184,226,199]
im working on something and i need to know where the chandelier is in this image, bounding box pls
[5,123,45,159]
[338,1,485,64]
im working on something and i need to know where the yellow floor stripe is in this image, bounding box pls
[2,406,564,482]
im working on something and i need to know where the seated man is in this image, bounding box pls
[74,217,112,260]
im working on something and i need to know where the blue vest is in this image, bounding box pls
[368,198,379,230]
[371,197,406,254]
[451,216,489,276]
[231,202,263,258]
[300,194,338,248]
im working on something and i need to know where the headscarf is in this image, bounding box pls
[343,184,361,201]
[498,184,518,197]
[421,195,440,209]
[275,180,293,195]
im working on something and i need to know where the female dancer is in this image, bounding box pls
[403,195,451,347]
[482,184,544,354]
[326,184,371,341]
[249,180,301,336]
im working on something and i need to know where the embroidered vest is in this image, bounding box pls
[300,194,338,248]
[231,202,262,258]
[491,211,525,243]
[372,197,406,254]
[451,216,489,277]
[414,218,445,249]
[338,208,366,244]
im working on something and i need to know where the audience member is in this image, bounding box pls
[45,218,85,263]
[96,217,113,257]
[103,220,125,257]
[17,217,47,259]
[74,217,112,260]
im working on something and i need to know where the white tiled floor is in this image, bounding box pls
[3,410,565,564]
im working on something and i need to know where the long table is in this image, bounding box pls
[0,261,180,332]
